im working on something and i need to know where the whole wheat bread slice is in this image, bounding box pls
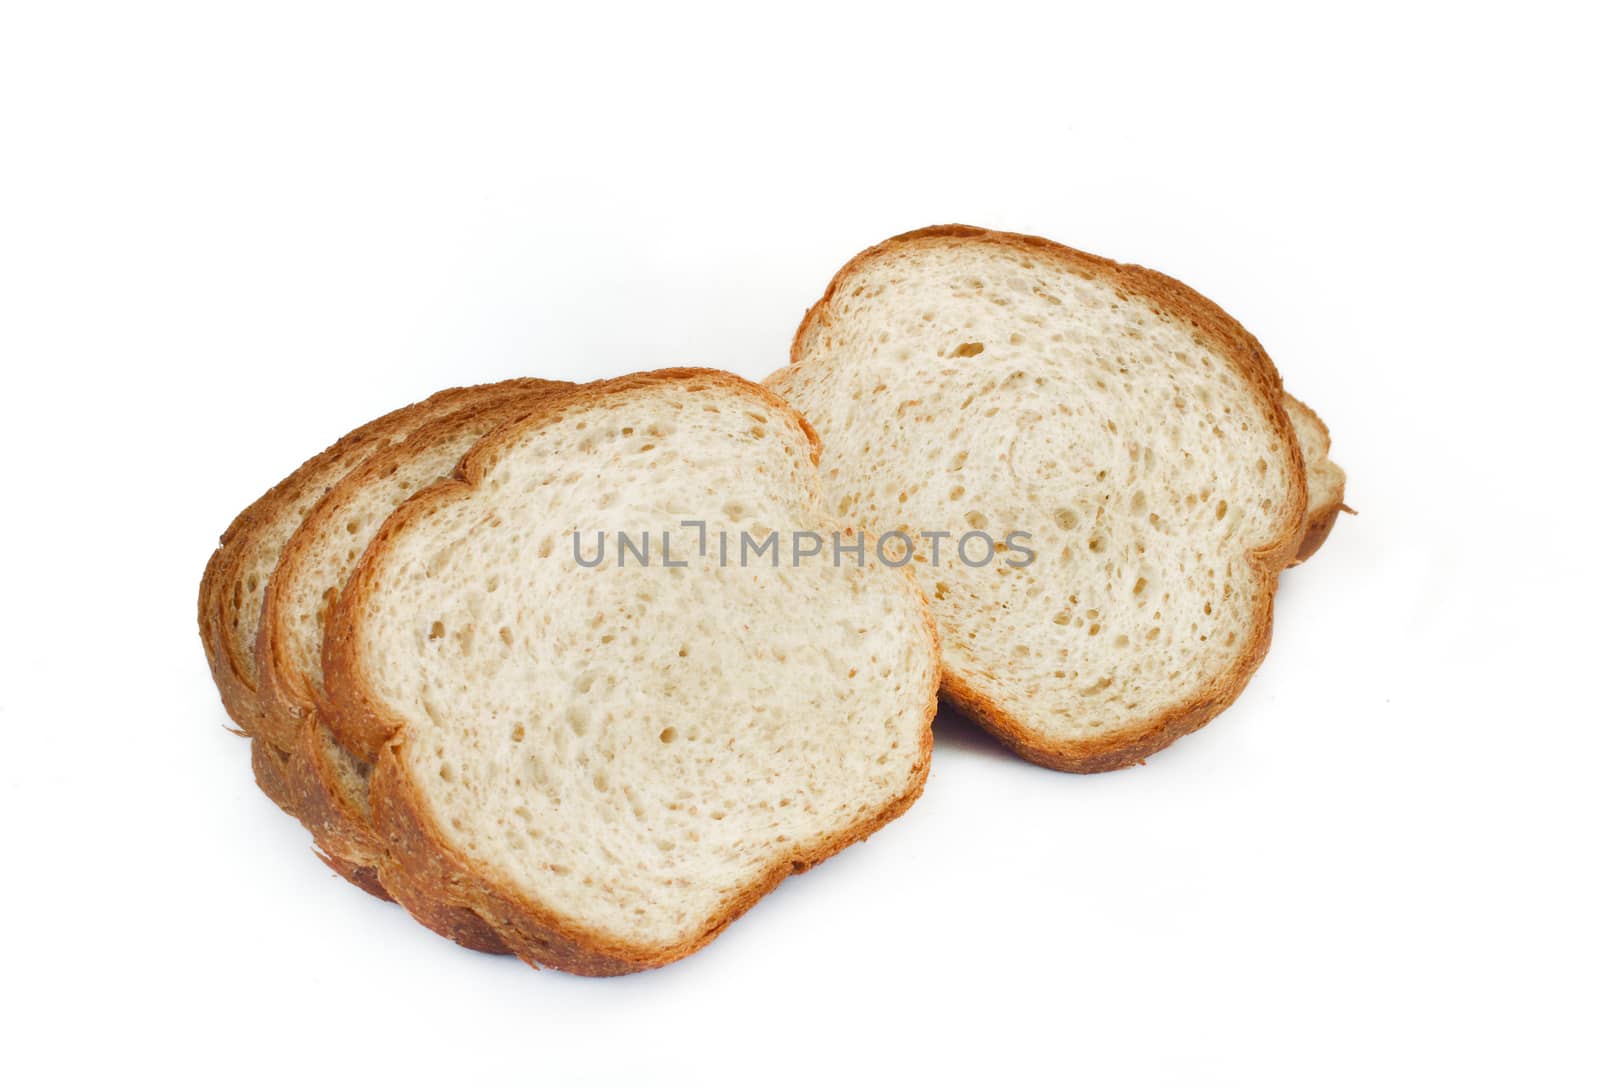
[321,369,940,974]
[766,225,1311,772]
[259,383,568,951]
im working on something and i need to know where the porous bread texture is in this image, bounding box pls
[323,369,940,974]
[198,380,553,738]
[201,378,563,942]
[766,225,1307,772]
[255,383,565,952]
[256,381,567,751]
[1282,393,1348,564]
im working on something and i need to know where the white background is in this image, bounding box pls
[2,2,1595,1085]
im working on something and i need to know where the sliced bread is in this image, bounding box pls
[766,225,1310,772]
[198,379,555,746]
[259,384,568,950]
[255,382,567,746]
[321,369,940,974]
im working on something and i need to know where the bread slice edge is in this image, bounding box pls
[323,368,937,973]
[253,379,568,752]
[776,225,1307,772]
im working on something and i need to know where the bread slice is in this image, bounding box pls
[255,382,567,745]
[198,380,554,745]
[766,225,1309,772]
[321,369,940,974]
[1282,393,1349,564]
[200,378,560,938]
[257,384,567,951]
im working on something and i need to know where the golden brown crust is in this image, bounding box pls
[320,857,391,901]
[199,383,540,740]
[1294,502,1349,564]
[1280,393,1350,566]
[779,224,1309,773]
[200,520,273,736]
[205,381,575,931]
[324,368,937,974]
[249,382,568,946]
[202,410,419,737]
[245,731,390,899]
[940,601,1277,773]
[287,718,507,951]
[249,737,298,815]
[283,722,371,872]
[254,380,568,753]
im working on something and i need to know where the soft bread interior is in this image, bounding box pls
[769,235,1302,758]
[265,389,559,726]
[346,376,937,949]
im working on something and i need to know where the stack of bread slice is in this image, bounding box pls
[200,370,941,973]
[200,226,1344,974]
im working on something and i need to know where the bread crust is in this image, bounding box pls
[1295,503,1346,564]
[777,224,1309,772]
[199,383,542,740]
[203,380,577,940]
[254,380,567,752]
[201,405,428,736]
[323,368,937,974]
[247,735,390,896]
[285,718,509,951]
[249,735,297,815]
[244,382,565,946]
[1280,393,1350,565]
